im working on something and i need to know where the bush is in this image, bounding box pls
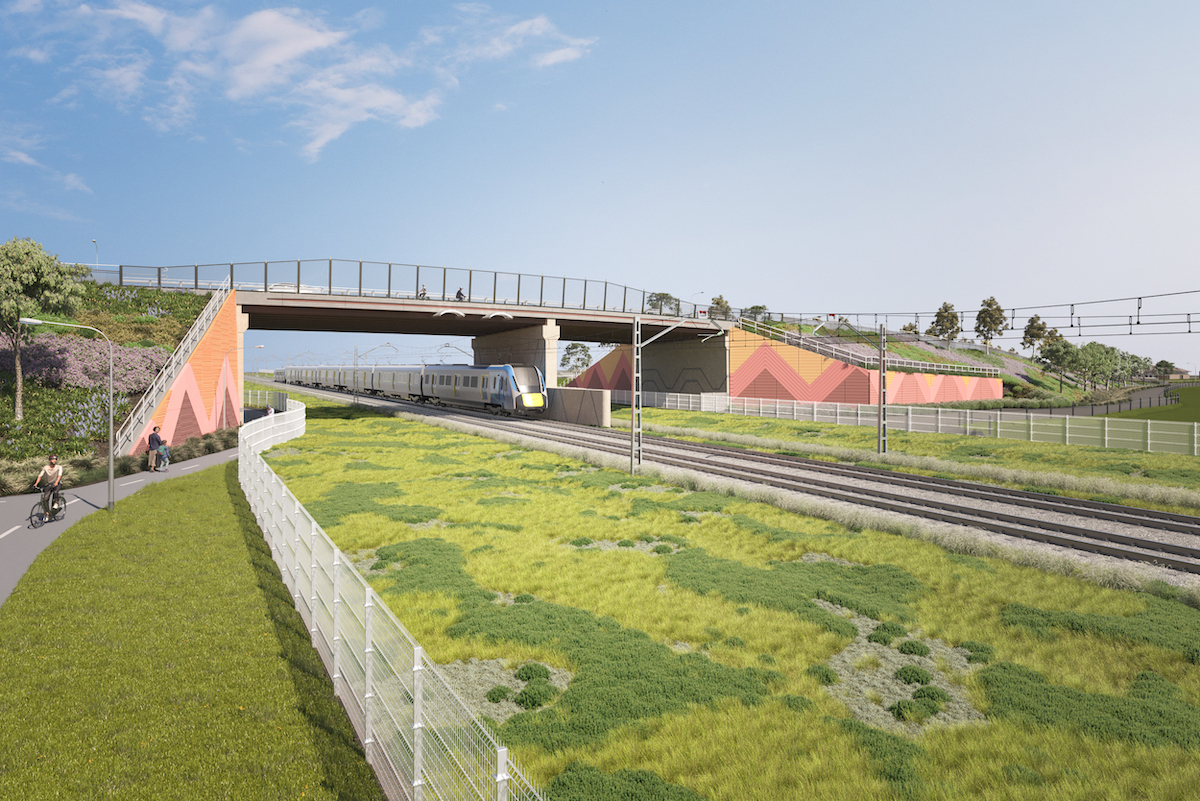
[513,593,536,604]
[806,664,838,685]
[897,640,931,657]
[889,698,940,722]
[913,686,950,704]
[723,636,745,649]
[513,677,558,710]
[959,640,995,664]
[652,544,674,555]
[617,540,635,548]
[515,662,551,682]
[867,622,907,645]
[569,537,594,547]
[486,686,512,703]
[895,665,932,685]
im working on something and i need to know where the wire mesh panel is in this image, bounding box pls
[419,656,498,801]
[518,273,543,307]
[493,273,519,305]
[390,263,421,299]
[360,261,392,298]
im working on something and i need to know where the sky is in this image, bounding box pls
[4,1,1200,372]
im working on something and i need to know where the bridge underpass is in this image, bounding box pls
[234,290,730,391]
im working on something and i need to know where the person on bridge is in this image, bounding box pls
[455,287,465,301]
[418,284,427,299]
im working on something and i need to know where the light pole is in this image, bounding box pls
[353,342,397,404]
[222,345,264,428]
[20,317,114,512]
[92,239,98,271]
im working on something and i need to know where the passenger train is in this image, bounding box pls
[275,363,547,415]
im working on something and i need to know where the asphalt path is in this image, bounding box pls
[0,448,239,608]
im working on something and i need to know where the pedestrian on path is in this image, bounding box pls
[148,426,163,472]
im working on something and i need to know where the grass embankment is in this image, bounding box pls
[0,462,383,800]
[262,388,1200,801]
[1105,387,1200,423]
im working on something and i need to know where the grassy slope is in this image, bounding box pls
[260,386,1200,801]
[0,462,383,801]
[1105,387,1200,423]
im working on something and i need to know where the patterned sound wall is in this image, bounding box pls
[127,290,242,456]
[568,328,1002,405]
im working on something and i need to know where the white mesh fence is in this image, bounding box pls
[611,391,1200,456]
[239,400,544,801]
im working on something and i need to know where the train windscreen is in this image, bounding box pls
[511,366,542,392]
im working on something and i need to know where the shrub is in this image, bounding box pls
[515,662,551,682]
[897,640,931,657]
[638,534,657,543]
[806,664,838,685]
[895,665,932,685]
[782,695,814,713]
[486,686,512,703]
[889,698,940,723]
[867,621,907,645]
[513,677,558,710]
[652,544,674,554]
[617,540,635,547]
[756,654,776,665]
[569,537,594,547]
[959,640,995,663]
[913,686,950,704]
[723,636,745,649]
[513,594,536,604]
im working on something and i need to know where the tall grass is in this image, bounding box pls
[263,386,1200,800]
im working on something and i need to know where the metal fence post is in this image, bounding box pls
[413,646,426,801]
[332,553,342,691]
[310,522,319,638]
[496,746,510,801]
[364,593,375,756]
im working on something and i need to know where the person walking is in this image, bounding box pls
[147,426,163,472]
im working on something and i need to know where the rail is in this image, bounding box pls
[736,319,1001,378]
[238,399,544,801]
[612,391,1197,456]
[112,276,230,454]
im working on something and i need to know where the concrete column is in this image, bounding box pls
[472,320,560,387]
[236,304,250,401]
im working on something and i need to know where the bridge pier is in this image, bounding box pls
[471,319,561,388]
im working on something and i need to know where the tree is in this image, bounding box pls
[1156,359,1177,378]
[559,342,592,373]
[1037,337,1077,392]
[1,238,89,420]
[743,305,768,321]
[647,292,680,315]
[708,295,732,320]
[974,297,1007,354]
[924,302,961,341]
[900,322,920,334]
[1021,314,1048,357]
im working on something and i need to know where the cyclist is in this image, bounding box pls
[33,453,64,517]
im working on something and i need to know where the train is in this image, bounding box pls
[275,363,547,415]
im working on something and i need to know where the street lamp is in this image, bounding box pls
[20,317,114,512]
[222,345,264,428]
[92,239,98,271]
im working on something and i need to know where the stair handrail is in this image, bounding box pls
[736,318,1000,377]
[113,277,232,454]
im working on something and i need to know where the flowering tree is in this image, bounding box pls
[0,238,89,420]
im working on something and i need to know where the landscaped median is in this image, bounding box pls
[0,462,383,800]
[259,386,1200,800]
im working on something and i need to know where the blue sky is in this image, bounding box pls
[4,1,1200,372]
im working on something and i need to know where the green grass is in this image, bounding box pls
[0,462,383,800]
[1105,387,1200,423]
[259,385,1200,800]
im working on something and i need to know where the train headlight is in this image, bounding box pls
[520,393,545,409]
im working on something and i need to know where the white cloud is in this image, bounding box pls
[0,190,81,221]
[8,2,595,158]
[62,172,92,192]
[223,9,346,100]
[4,149,42,166]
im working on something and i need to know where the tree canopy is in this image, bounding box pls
[1021,314,1048,356]
[924,302,961,340]
[646,292,680,315]
[708,295,732,320]
[560,342,592,373]
[1,238,90,420]
[974,297,1007,353]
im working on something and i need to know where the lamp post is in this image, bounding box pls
[222,345,264,428]
[20,317,115,512]
[92,239,98,271]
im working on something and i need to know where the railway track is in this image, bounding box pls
[271,380,1200,576]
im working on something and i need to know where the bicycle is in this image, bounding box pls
[30,487,66,529]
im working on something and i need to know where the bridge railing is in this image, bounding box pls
[90,260,727,319]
